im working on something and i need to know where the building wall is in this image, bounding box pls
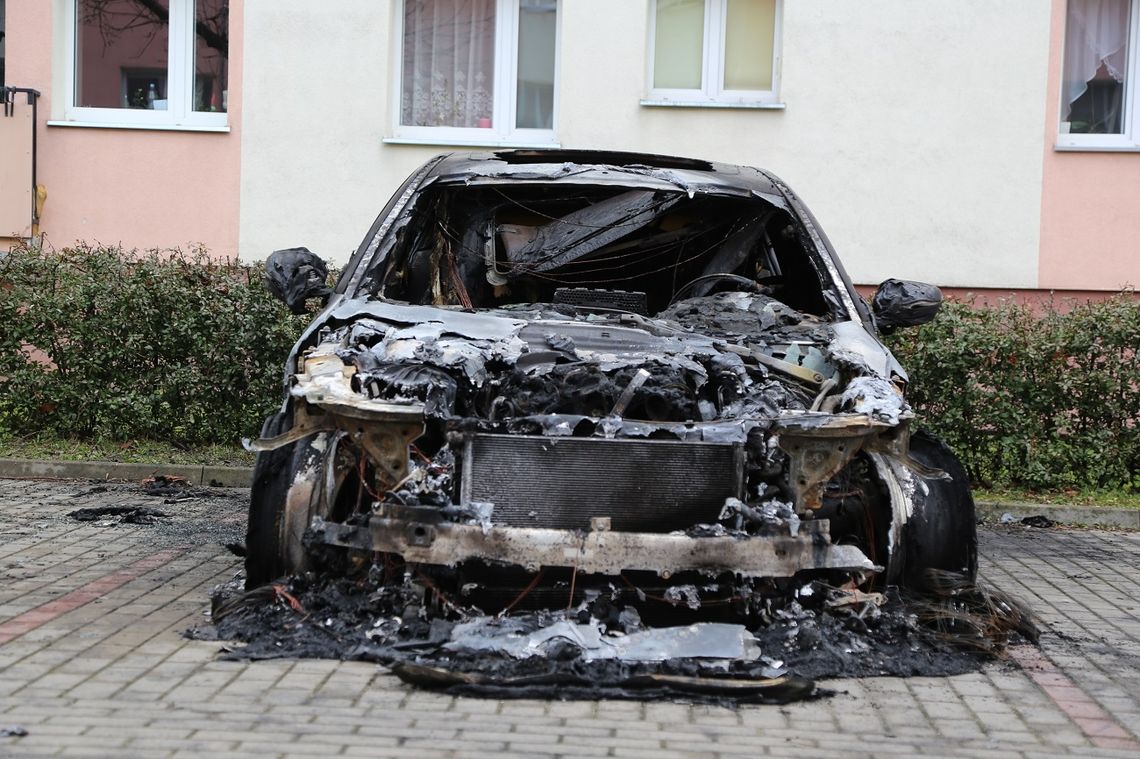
[4,0,241,257]
[239,1,416,264]
[240,0,1053,292]
[1038,0,1140,292]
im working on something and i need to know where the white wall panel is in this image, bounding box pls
[241,0,1051,289]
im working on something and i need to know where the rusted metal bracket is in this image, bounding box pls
[775,414,944,513]
[355,421,423,483]
[774,414,886,511]
[244,402,423,483]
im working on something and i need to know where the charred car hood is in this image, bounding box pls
[289,291,910,444]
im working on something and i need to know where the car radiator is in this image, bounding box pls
[459,434,745,532]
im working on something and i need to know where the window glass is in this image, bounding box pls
[401,0,498,128]
[75,0,170,109]
[516,0,556,129]
[654,0,704,89]
[194,0,228,112]
[1062,0,1130,134]
[723,0,774,91]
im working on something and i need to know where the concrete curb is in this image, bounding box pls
[976,500,1140,530]
[0,457,253,488]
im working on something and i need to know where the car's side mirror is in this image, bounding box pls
[871,278,942,330]
[265,247,332,315]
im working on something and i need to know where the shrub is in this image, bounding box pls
[3,245,1137,490]
[0,244,310,446]
[886,295,1140,491]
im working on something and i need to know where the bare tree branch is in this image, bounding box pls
[80,0,228,57]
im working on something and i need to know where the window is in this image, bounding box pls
[394,0,558,145]
[646,0,781,107]
[61,0,228,129]
[1058,0,1140,149]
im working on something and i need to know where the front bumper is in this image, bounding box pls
[313,508,878,578]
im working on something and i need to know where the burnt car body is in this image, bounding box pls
[245,150,976,613]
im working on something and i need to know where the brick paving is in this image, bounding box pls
[1,478,1138,758]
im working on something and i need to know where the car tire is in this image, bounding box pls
[244,410,294,589]
[901,430,978,585]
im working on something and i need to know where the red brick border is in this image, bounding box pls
[0,549,183,646]
[1009,644,1140,751]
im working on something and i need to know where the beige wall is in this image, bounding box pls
[239,0,428,263]
[1038,0,1140,291]
[240,0,1053,290]
[5,0,241,256]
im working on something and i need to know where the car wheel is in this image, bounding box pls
[901,430,978,585]
[244,410,294,589]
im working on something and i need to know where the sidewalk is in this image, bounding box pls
[1,479,1138,758]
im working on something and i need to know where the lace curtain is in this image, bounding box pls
[401,0,496,128]
[1062,0,1130,121]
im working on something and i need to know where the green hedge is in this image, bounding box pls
[3,245,1138,491]
[886,296,1140,491]
[0,244,308,446]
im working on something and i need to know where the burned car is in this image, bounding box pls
[245,150,975,617]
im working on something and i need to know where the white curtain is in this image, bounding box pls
[401,0,497,128]
[1063,0,1130,120]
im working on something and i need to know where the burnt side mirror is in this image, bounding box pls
[265,247,332,315]
[871,278,942,330]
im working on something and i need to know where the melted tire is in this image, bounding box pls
[244,410,293,589]
[902,430,978,584]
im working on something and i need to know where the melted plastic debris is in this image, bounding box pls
[386,662,814,705]
[444,619,760,662]
[69,505,170,525]
[719,497,801,536]
[662,586,703,611]
[839,375,909,425]
[191,571,1030,704]
[1000,512,1057,529]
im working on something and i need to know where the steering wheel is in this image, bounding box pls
[669,273,778,306]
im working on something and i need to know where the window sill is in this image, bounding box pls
[47,120,230,133]
[383,136,561,149]
[1053,143,1140,153]
[639,99,785,110]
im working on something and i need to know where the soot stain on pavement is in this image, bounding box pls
[68,505,171,524]
[189,567,1037,705]
[51,479,248,548]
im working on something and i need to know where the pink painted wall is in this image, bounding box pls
[1039,0,1140,291]
[5,0,241,258]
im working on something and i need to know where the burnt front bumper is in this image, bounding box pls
[313,507,877,578]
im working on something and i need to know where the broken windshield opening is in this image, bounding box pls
[368,184,834,319]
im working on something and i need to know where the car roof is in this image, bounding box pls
[426,149,784,198]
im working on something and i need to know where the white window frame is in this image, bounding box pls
[1057,0,1140,151]
[56,0,228,131]
[644,0,783,109]
[389,0,560,148]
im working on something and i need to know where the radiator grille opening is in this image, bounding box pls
[460,434,744,532]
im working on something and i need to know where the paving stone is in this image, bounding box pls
[1,481,1140,758]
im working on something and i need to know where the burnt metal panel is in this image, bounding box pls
[315,517,877,577]
[460,434,744,532]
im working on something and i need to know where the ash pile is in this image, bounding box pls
[194,566,1036,705]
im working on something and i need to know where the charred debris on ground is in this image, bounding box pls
[194,565,1037,705]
